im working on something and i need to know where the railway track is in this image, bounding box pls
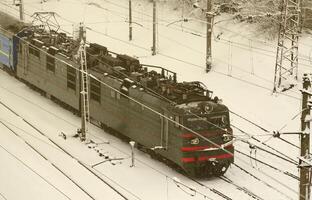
[232,163,294,200]
[219,176,264,200]
[187,177,233,200]
[235,149,299,181]
[232,125,298,165]
[189,174,265,200]
[0,96,235,200]
[0,100,132,200]
[0,86,295,200]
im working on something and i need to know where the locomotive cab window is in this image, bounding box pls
[46,55,55,72]
[67,65,76,91]
[90,78,101,103]
[184,115,228,131]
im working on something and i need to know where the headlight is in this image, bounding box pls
[190,138,200,145]
[222,134,232,142]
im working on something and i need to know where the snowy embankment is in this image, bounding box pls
[0,0,312,199]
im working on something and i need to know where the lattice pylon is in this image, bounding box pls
[78,23,89,141]
[273,0,301,92]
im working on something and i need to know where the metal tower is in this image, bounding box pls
[273,0,301,92]
[77,23,89,141]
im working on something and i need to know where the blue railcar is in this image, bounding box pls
[0,13,25,71]
[0,32,13,69]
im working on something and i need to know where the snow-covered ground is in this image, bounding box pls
[0,0,312,199]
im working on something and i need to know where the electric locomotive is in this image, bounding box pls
[0,13,234,177]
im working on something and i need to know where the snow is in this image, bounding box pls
[0,0,312,199]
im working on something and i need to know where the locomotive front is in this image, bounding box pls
[174,100,234,177]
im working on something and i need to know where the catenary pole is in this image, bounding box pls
[78,23,89,141]
[129,0,132,41]
[205,0,213,72]
[299,74,311,200]
[152,0,157,55]
[19,0,24,21]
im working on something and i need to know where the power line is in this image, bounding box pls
[0,192,8,200]
[0,78,295,199]
[0,116,135,200]
[81,0,312,65]
[1,1,305,100]
[0,3,286,155]
[0,119,96,200]
[0,5,304,196]
[103,0,312,50]
[0,135,71,200]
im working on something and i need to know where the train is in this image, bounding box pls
[0,12,234,177]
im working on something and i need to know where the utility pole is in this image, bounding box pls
[129,0,132,41]
[152,0,157,56]
[299,74,311,200]
[19,0,24,21]
[77,23,89,141]
[300,0,304,33]
[14,0,24,21]
[205,0,213,72]
[273,0,301,92]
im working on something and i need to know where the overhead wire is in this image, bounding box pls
[105,0,312,51]
[0,116,216,200]
[0,192,7,200]
[0,137,71,200]
[74,2,305,98]
[0,117,138,200]
[231,124,299,163]
[98,0,312,77]
[0,68,296,199]
[9,0,304,99]
[0,0,290,159]
[0,119,96,200]
[1,0,290,159]
[0,2,304,197]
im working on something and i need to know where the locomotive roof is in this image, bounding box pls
[0,12,25,34]
[16,24,221,107]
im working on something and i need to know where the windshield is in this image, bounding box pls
[184,114,228,131]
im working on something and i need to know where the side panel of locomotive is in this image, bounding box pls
[16,37,184,169]
[13,30,233,176]
[88,71,183,166]
[16,40,80,110]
